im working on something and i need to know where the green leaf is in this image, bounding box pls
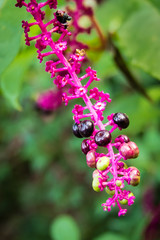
[0,0,6,8]
[1,50,35,110]
[50,215,80,240]
[94,52,116,79]
[117,1,160,80]
[0,0,28,76]
[96,0,142,33]
[148,0,160,9]
[94,232,127,240]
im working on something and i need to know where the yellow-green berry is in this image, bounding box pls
[128,192,134,198]
[105,186,115,195]
[119,198,128,205]
[92,177,101,192]
[116,180,122,187]
[96,156,110,171]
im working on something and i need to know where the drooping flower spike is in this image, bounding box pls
[16,0,140,216]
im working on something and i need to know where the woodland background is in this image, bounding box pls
[0,0,160,240]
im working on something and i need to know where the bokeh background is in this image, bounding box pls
[0,0,160,240]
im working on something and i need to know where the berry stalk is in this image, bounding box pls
[16,0,140,216]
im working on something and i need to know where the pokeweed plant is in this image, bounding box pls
[15,0,140,216]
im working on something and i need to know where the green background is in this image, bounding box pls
[0,0,159,240]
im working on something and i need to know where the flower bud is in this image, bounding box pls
[119,142,139,159]
[96,156,110,171]
[92,176,101,192]
[128,167,140,186]
[86,150,96,168]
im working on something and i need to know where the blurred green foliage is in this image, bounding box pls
[0,0,160,240]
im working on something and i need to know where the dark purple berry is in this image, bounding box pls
[81,139,90,154]
[115,135,130,144]
[78,120,94,137]
[72,122,83,138]
[94,130,111,146]
[113,112,129,129]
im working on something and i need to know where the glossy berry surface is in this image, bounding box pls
[94,130,111,146]
[72,122,83,138]
[115,135,130,144]
[81,139,90,154]
[78,120,94,137]
[113,112,129,129]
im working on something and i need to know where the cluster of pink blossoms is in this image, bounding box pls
[35,89,62,114]
[66,0,94,51]
[16,0,140,216]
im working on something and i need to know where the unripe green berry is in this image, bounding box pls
[105,186,115,195]
[116,180,122,187]
[119,198,128,205]
[96,156,110,171]
[92,176,101,192]
[128,192,134,198]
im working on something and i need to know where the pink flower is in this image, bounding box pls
[15,0,25,8]
[74,87,88,97]
[94,101,106,111]
[54,75,69,88]
[86,67,100,81]
[118,209,127,217]
[89,87,101,100]
[36,89,62,111]
[62,92,69,105]
[45,60,56,77]
[72,104,84,116]
[55,41,67,52]
[48,0,57,9]
[22,21,30,33]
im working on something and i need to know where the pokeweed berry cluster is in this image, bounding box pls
[16,0,140,216]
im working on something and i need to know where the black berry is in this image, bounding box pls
[78,120,94,137]
[94,130,111,146]
[113,112,129,129]
[115,135,130,144]
[72,122,83,138]
[81,139,90,154]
